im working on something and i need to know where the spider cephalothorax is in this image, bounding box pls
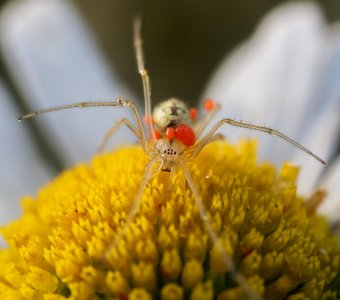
[153,98,192,128]
[149,98,198,147]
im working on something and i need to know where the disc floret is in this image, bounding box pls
[0,140,338,300]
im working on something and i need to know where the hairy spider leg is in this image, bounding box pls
[179,161,263,300]
[191,118,326,164]
[18,98,150,154]
[184,133,224,160]
[134,16,156,141]
[194,100,221,139]
[97,118,141,153]
[160,164,180,206]
[103,156,160,260]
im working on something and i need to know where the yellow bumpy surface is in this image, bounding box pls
[0,140,339,300]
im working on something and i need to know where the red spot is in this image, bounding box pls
[174,124,196,146]
[143,115,154,125]
[166,127,175,140]
[203,98,215,111]
[189,108,198,120]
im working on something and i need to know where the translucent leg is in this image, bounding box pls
[185,133,224,160]
[103,157,159,262]
[19,97,150,154]
[179,160,262,300]
[194,102,221,139]
[97,118,141,153]
[162,164,178,204]
[190,118,325,164]
[133,17,155,141]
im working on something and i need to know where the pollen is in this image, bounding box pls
[0,140,339,300]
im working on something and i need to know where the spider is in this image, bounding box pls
[19,17,324,300]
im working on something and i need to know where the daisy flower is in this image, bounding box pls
[0,1,339,299]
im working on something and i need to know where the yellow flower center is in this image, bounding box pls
[0,140,339,300]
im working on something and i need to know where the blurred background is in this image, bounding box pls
[0,0,339,169]
[0,0,340,229]
[75,0,340,103]
[1,0,339,162]
[2,0,340,106]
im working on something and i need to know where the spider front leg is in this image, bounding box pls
[185,133,224,160]
[190,118,325,164]
[97,118,141,153]
[19,97,150,155]
[133,16,156,141]
[118,98,150,154]
[103,156,160,263]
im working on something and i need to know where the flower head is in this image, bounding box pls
[1,140,339,299]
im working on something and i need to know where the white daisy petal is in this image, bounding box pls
[0,81,53,246]
[318,155,340,223]
[294,100,340,195]
[203,1,326,165]
[293,22,340,195]
[0,0,137,166]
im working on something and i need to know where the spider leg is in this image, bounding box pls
[179,161,262,300]
[97,118,141,153]
[19,97,150,154]
[190,118,325,164]
[18,99,124,120]
[162,164,179,203]
[185,133,224,159]
[104,157,159,263]
[133,16,156,141]
[194,102,221,139]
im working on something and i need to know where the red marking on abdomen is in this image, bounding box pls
[174,124,196,146]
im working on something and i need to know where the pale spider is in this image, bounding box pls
[19,17,324,300]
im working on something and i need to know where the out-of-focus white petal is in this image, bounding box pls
[0,80,54,246]
[0,0,137,166]
[318,155,340,223]
[293,102,340,195]
[292,22,340,195]
[203,2,326,165]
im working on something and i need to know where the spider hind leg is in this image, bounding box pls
[179,161,263,300]
[103,157,159,265]
[97,118,141,153]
